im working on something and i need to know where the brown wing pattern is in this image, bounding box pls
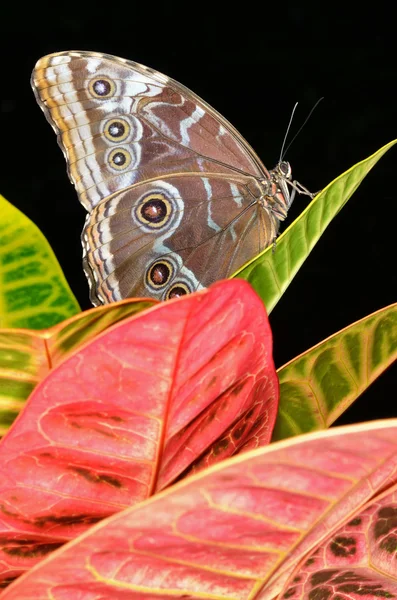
[32,51,268,209]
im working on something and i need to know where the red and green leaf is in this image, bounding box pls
[0,279,279,586]
[273,302,397,440]
[0,298,157,435]
[2,420,396,598]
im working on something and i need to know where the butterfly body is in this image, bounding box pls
[32,51,300,304]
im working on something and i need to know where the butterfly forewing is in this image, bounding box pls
[32,51,284,303]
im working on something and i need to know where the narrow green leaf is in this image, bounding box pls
[233,140,397,312]
[273,303,397,440]
[0,194,80,329]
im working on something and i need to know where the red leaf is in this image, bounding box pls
[0,279,278,586]
[2,420,396,599]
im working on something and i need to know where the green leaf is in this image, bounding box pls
[272,303,397,440]
[0,194,80,329]
[233,140,397,312]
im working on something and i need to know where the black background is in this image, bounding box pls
[1,6,396,426]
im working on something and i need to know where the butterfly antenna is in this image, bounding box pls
[280,97,324,161]
[279,102,299,163]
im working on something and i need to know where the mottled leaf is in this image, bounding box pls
[0,298,157,436]
[0,195,80,329]
[2,420,396,599]
[233,140,397,313]
[0,279,278,586]
[273,303,397,440]
[276,484,397,600]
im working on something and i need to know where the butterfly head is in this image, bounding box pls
[277,160,292,180]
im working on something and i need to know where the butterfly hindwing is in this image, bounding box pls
[82,174,278,303]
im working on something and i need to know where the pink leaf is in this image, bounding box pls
[2,420,396,599]
[278,484,397,600]
[0,279,278,586]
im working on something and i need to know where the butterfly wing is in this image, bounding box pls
[32,51,269,210]
[32,51,279,302]
[82,174,278,304]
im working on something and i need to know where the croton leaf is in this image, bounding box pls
[273,302,397,440]
[2,419,396,599]
[274,484,397,600]
[0,298,157,436]
[233,140,397,313]
[0,279,279,586]
[0,194,80,329]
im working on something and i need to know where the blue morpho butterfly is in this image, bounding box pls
[32,51,313,304]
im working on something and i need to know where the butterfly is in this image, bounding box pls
[32,51,312,305]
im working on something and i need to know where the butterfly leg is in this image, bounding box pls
[288,187,296,208]
[290,180,320,199]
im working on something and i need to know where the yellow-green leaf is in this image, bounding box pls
[233,140,397,312]
[0,194,80,329]
[273,303,397,440]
